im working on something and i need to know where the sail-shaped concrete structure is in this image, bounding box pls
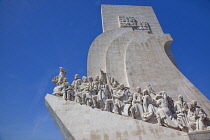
[46,5,210,140]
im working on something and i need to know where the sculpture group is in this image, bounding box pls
[52,67,210,132]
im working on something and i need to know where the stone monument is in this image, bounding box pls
[45,5,210,140]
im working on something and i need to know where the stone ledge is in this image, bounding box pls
[45,96,74,140]
[187,130,210,140]
[45,94,190,140]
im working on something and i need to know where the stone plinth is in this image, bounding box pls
[45,94,187,140]
[45,94,210,140]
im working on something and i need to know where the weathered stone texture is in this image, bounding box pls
[88,5,210,116]
[45,94,188,140]
[46,4,210,140]
[101,5,163,34]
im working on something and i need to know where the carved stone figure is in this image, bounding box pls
[122,90,133,116]
[174,95,188,131]
[52,67,68,96]
[187,103,197,132]
[82,76,98,107]
[100,69,107,84]
[94,75,100,87]
[145,85,156,100]
[104,81,118,112]
[142,88,154,114]
[155,91,177,128]
[71,74,82,92]
[51,68,210,133]
[187,100,209,132]
[97,79,110,109]
[130,87,144,119]
[62,78,74,101]
[142,89,156,122]
[75,76,88,103]
[112,84,132,115]
[196,107,208,131]
[191,100,208,131]
[58,67,66,85]
[167,95,176,115]
[52,84,63,96]
[80,76,89,92]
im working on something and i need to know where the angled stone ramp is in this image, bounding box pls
[88,28,131,77]
[125,34,210,115]
[106,31,147,87]
[45,94,188,140]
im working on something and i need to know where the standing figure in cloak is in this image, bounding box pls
[142,89,156,121]
[63,78,74,101]
[130,87,144,119]
[52,67,67,96]
[112,84,131,115]
[82,76,98,107]
[97,78,110,109]
[187,103,197,132]
[104,81,118,112]
[94,75,100,87]
[155,91,177,128]
[71,74,82,93]
[57,67,66,85]
[75,76,89,103]
[191,100,208,131]
[174,95,188,131]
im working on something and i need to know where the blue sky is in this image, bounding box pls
[0,0,210,139]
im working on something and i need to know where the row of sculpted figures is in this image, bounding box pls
[52,67,210,132]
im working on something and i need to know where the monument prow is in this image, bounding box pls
[46,5,210,140]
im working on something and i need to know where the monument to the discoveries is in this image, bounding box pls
[45,5,210,140]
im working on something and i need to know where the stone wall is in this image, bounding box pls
[87,5,210,116]
[45,94,189,140]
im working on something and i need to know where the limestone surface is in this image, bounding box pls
[88,5,210,116]
[45,4,210,140]
[45,94,188,140]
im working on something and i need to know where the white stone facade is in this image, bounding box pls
[88,5,210,116]
[45,5,210,140]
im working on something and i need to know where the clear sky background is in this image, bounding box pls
[0,0,210,140]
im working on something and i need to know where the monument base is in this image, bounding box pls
[45,94,210,140]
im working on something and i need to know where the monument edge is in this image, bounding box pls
[45,94,75,140]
